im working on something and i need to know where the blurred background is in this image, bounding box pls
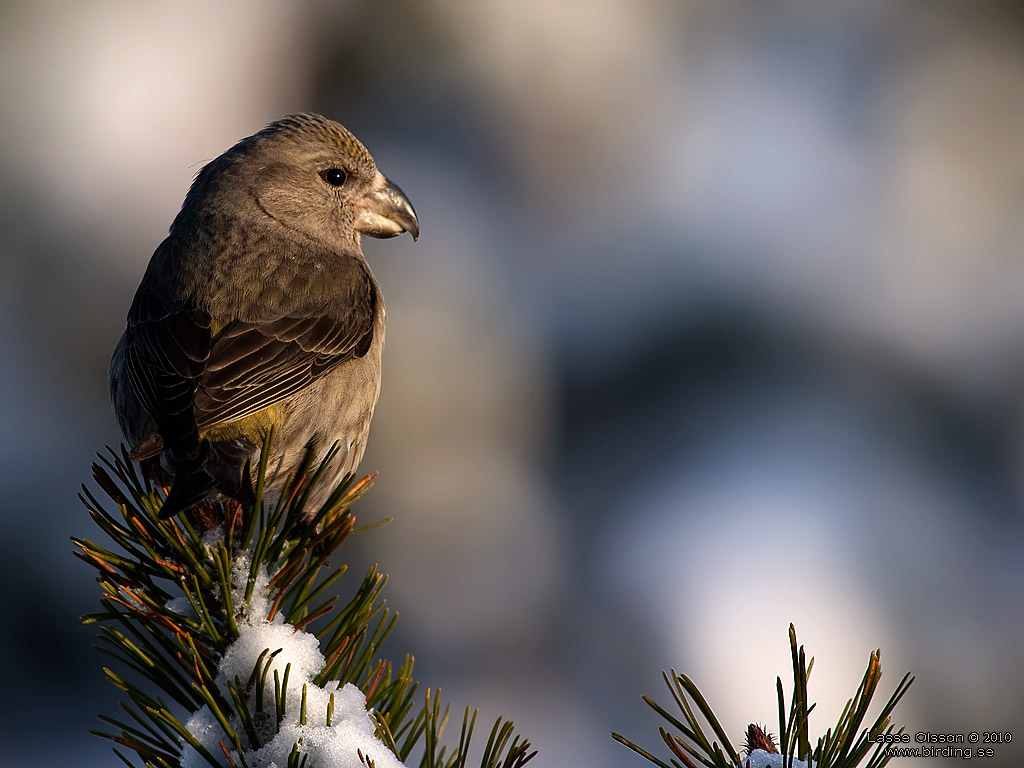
[1,1,1022,766]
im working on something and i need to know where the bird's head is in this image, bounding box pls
[180,113,419,249]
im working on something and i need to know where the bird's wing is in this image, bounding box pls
[192,298,376,430]
[124,241,377,450]
[123,279,212,456]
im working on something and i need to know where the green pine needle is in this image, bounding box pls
[614,624,913,768]
[76,438,534,768]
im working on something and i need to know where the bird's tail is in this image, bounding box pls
[159,437,257,519]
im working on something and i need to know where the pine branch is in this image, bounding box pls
[613,624,913,768]
[76,437,536,768]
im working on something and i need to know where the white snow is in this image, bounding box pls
[179,552,406,768]
[740,750,813,768]
[164,596,196,617]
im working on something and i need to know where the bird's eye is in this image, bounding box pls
[320,168,347,187]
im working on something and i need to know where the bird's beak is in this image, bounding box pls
[355,173,419,241]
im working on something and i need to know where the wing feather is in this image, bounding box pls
[122,238,377,451]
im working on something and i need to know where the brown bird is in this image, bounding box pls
[109,113,418,518]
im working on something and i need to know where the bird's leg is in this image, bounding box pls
[184,500,221,535]
[182,497,247,538]
[223,498,245,538]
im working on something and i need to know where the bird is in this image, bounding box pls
[109,113,418,519]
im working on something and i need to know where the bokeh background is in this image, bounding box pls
[1,1,1022,766]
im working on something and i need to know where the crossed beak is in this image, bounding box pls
[355,173,419,241]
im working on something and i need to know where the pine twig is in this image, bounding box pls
[76,438,535,768]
